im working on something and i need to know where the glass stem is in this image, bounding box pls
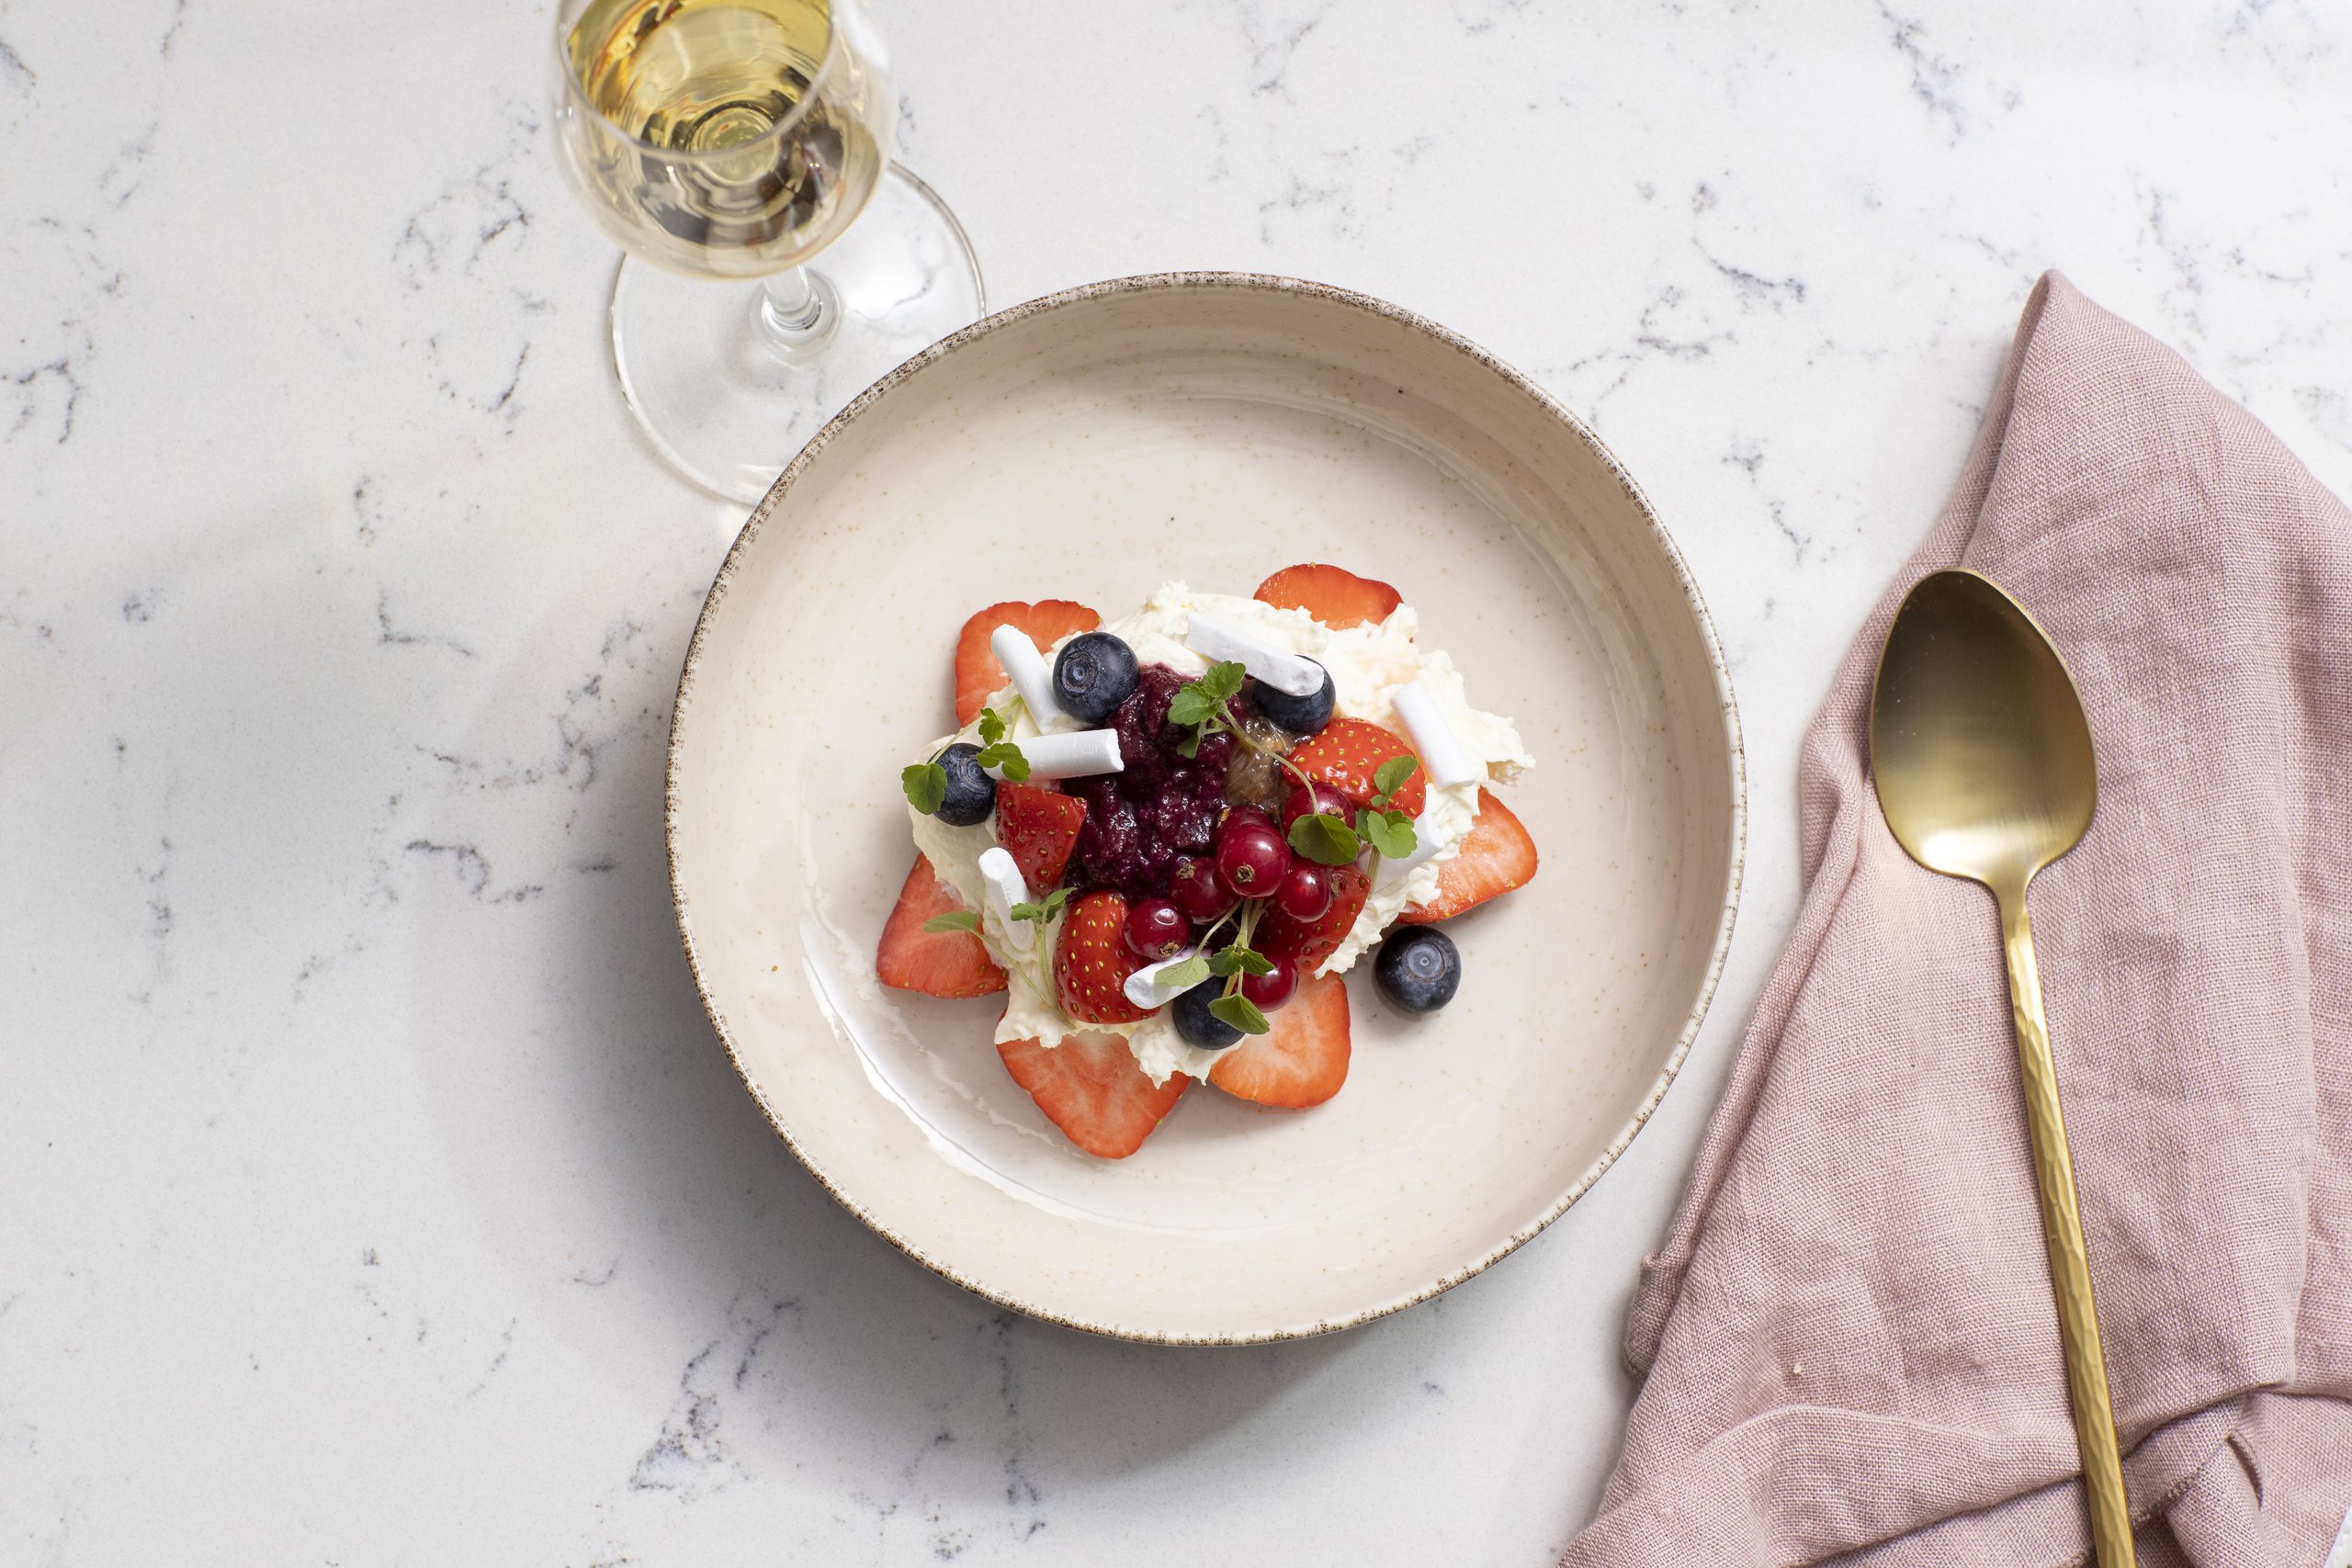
[756,266,835,358]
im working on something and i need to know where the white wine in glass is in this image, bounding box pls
[551,0,984,502]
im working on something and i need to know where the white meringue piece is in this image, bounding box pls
[1183,612,1325,697]
[1392,681,1482,788]
[977,846,1035,953]
[1374,805,1446,887]
[1125,949,1204,1010]
[988,624,1069,732]
[986,728,1125,781]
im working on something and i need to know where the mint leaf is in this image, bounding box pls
[1155,955,1211,990]
[1209,993,1272,1035]
[1167,688,1216,728]
[1010,887,1069,925]
[1360,807,1417,860]
[922,909,978,933]
[1208,946,1274,978]
[1174,724,1204,759]
[1372,754,1419,804]
[975,740,1030,782]
[901,761,946,815]
[1199,660,1247,703]
[978,706,1006,745]
[1288,812,1361,867]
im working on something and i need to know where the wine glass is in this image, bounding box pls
[549,0,985,502]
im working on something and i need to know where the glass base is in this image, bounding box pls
[610,164,987,504]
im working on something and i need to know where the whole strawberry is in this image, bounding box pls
[1289,718,1427,817]
[995,782,1087,890]
[1055,889,1152,1024]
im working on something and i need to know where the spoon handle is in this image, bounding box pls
[2000,892,2135,1567]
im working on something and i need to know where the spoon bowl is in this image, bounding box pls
[1871,569,2097,900]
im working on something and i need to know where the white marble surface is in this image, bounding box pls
[4,1,2348,1562]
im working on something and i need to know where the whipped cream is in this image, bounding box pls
[908,582,1532,1085]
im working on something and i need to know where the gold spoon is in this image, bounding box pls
[1870,568,2132,1568]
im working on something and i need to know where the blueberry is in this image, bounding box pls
[1247,662,1335,736]
[1052,632,1140,725]
[1374,927,1461,1013]
[1171,978,1243,1049]
[933,742,997,827]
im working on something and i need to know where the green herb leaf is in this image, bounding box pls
[1209,993,1272,1035]
[1175,724,1204,759]
[975,740,1031,782]
[901,761,947,815]
[1169,660,1248,728]
[1009,887,1069,925]
[1372,754,1420,804]
[922,909,979,933]
[1287,812,1362,866]
[1166,688,1216,728]
[1208,946,1274,978]
[1154,955,1211,990]
[977,707,1006,745]
[1359,807,1418,860]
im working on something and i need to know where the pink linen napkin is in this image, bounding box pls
[1562,273,2352,1567]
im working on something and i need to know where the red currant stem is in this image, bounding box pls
[1223,901,1267,998]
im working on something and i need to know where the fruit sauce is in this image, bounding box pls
[1066,665,1235,897]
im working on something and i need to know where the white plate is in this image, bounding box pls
[665,275,1743,1342]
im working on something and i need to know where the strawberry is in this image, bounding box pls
[1207,970,1351,1108]
[954,601,1101,726]
[998,1032,1191,1158]
[1054,889,1151,1023]
[876,855,1007,998]
[1400,787,1539,923]
[1289,716,1428,817]
[994,783,1086,890]
[1253,564,1402,629]
[1258,860,1370,972]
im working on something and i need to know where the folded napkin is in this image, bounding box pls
[1562,274,2352,1567]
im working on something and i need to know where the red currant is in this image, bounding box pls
[1240,949,1298,1010]
[1168,855,1235,921]
[1215,820,1292,899]
[1123,897,1191,961]
[1279,781,1355,832]
[1271,862,1333,923]
[1222,804,1279,837]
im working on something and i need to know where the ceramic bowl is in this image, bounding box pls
[665,274,1743,1342]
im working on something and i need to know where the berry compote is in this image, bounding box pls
[1068,664,1237,898]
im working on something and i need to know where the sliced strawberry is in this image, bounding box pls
[876,855,1007,998]
[999,1032,1191,1158]
[1401,787,1539,923]
[1253,564,1402,630]
[1258,861,1370,972]
[954,600,1101,726]
[1207,971,1351,1108]
[995,783,1086,890]
[1054,889,1151,1024]
[1289,716,1428,817]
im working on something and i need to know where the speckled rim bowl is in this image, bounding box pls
[665,273,1744,1344]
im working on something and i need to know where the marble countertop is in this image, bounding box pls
[5,1,2347,1562]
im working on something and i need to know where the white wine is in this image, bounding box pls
[560,0,891,278]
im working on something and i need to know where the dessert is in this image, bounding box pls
[876,564,1540,1158]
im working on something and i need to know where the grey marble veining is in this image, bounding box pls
[3,0,2348,1562]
